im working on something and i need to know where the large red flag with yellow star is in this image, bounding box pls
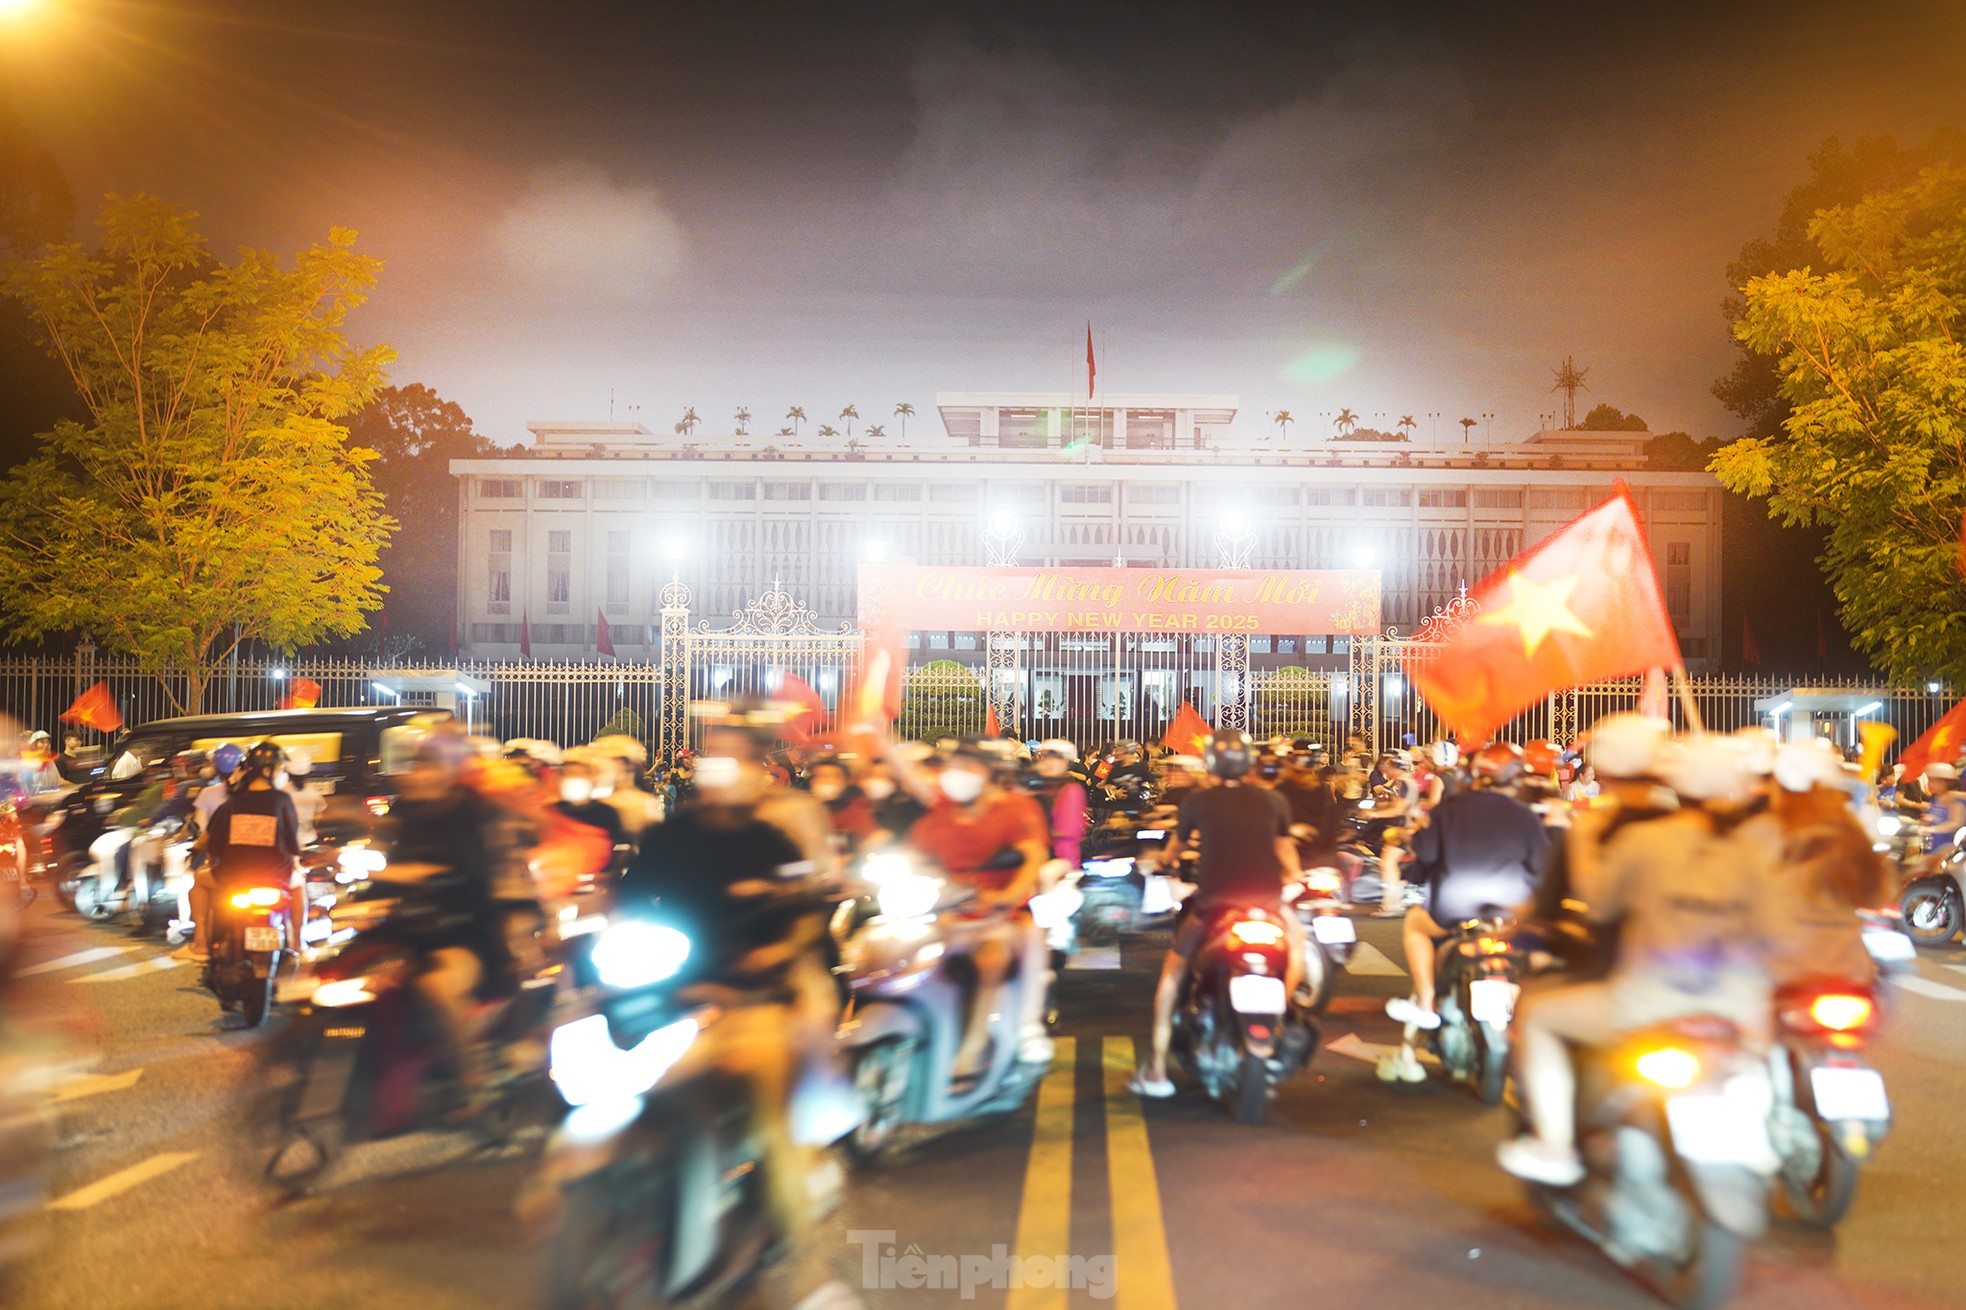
[1160,701,1213,755]
[1408,486,1681,741]
[1896,700,1966,779]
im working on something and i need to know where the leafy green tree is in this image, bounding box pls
[1577,403,1649,431]
[0,194,395,712]
[344,384,498,651]
[900,660,985,742]
[1709,166,1966,685]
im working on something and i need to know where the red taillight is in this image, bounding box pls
[1809,994,1874,1033]
[229,886,285,910]
[365,795,392,816]
[1304,869,1342,894]
[1230,919,1285,947]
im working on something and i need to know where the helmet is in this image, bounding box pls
[1255,752,1284,781]
[1427,739,1461,770]
[1587,714,1671,780]
[1924,761,1959,785]
[211,743,245,776]
[1470,741,1524,784]
[1288,736,1319,757]
[1522,739,1561,776]
[240,740,285,784]
[1772,739,1842,793]
[1660,734,1746,802]
[285,748,313,778]
[1203,728,1257,780]
[1732,726,1778,778]
[1036,738,1078,762]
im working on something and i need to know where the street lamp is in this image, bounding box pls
[1215,513,1255,569]
[862,539,889,564]
[1351,542,1376,569]
[269,667,287,682]
[983,512,1023,566]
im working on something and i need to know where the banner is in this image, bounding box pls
[857,564,1381,635]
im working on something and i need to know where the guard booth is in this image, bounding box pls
[1753,688,1888,749]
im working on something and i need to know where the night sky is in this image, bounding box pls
[3,0,1964,447]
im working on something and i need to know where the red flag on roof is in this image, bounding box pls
[519,608,532,660]
[1407,485,1682,743]
[1160,701,1213,755]
[1742,616,1762,667]
[596,610,616,659]
[1898,699,1966,779]
[61,681,123,733]
[1085,322,1096,400]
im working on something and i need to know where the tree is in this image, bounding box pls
[786,405,806,435]
[1273,410,1293,439]
[1577,403,1650,431]
[817,423,838,439]
[1396,414,1416,439]
[893,401,914,437]
[0,194,395,713]
[1334,408,1358,437]
[839,403,858,437]
[1458,416,1478,439]
[1708,165,1966,687]
[734,406,751,435]
[865,424,885,440]
[900,659,986,741]
[344,384,498,651]
[678,406,700,436]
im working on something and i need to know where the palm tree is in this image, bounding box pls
[1334,408,1358,437]
[786,406,806,435]
[1397,414,1416,440]
[1458,416,1477,440]
[776,426,795,437]
[1273,410,1294,439]
[817,423,839,439]
[735,407,751,435]
[672,420,688,436]
[839,404,859,437]
[866,424,886,440]
[893,401,915,438]
[678,406,700,436]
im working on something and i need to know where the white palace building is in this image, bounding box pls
[448,392,1723,670]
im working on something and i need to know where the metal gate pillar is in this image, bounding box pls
[657,577,692,761]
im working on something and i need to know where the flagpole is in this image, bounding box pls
[1670,665,1705,733]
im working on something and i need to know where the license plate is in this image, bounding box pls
[1228,973,1287,1014]
[1811,1066,1890,1122]
[1861,928,1915,963]
[1311,915,1356,945]
[243,926,282,952]
[1468,977,1520,1025]
[1665,1093,1776,1166]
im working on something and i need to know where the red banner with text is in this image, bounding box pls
[857,564,1381,635]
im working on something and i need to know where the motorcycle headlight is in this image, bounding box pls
[590,921,691,990]
[550,1012,698,1107]
[336,846,388,883]
[313,977,375,1008]
[876,871,943,920]
[1877,814,1903,837]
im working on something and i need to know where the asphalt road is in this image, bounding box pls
[7,894,1966,1310]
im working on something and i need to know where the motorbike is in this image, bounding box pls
[1428,912,1523,1105]
[1283,865,1353,1013]
[1766,981,1890,1228]
[1170,901,1320,1124]
[1073,819,1178,943]
[533,897,859,1308]
[1528,1014,1777,1310]
[204,874,298,1028]
[1898,830,1964,947]
[73,818,194,939]
[262,876,561,1193]
[836,851,1053,1162]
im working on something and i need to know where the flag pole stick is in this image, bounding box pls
[1671,664,1705,733]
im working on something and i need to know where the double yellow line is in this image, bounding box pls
[1006,1036,1177,1310]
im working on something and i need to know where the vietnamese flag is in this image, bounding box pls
[1086,322,1096,400]
[1160,701,1213,755]
[278,677,322,711]
[596,610,616,659]
[773,671,828,740]
[1897,699,1966,779]
[61,681,124,733]
[985,703,1001,738]
[519,608,532,660]
[1408,486,1681,743]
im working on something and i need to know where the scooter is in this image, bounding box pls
[532,898,859,1309]
[1283,867,1352,1013]
[836,852,1053,1162]
[204,875,297,1028]
[1170,901,1320,1125]
[1766,981,1890,1228]
[1527,1014,1777,1310]
[73,819,193,939]
[1898,831,1964,946]
[1429,912,1522,1105]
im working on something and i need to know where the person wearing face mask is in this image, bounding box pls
[806,756,876,853]
[891,740,1052,1085]
[1030,739,1089,869]
[532,747,627,896]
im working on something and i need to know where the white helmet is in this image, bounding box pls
[1924,761,1959,784]
[1772,739,1843,793]
[1731,726,1778,778]
[285,748,314,778]
[1428,739,1460,769]
[1037,738,1078,762]
[1587,713,1672,780]
[1660,734,1747,802]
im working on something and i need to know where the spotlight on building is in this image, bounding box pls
[1351,543,1376,568]
[988,510,1018,536]
[863,540,889,564]
[661,537,687,563]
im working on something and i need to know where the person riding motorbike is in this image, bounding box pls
[1918,761,1966,853]
[1131,728,1305,1098]
[617,716,840,1248]
[1379,741,1549,1083]
[891,740,1051,1084]
[1275,741,1344,871]
[1030,739,1090,870]
[186,742,301,965]
[1499,734,1779,1186]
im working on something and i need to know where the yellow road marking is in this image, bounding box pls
[48,1152,198,1211]
[1005,1036,1078,1310]
[1103,1037,1178,1310]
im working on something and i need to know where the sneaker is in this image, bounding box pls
[1385,996,1441,1030]
[1128,1070,1176,1099]
[1496,1134,1585,1187]
[1018,1031,1056,1066]
[1375,1046,1428,1083]
[170,944,209,963]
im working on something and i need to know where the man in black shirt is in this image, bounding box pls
[182,741,301,963]
[1275,745,1344,869]
[1132,729,1303,1097]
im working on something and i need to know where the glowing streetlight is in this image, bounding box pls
[983,512,1023,566]
[0,0,45,23]
[1351,542,1376,569]
[1215,513,1255,568]
[661,537,686,563]
[863,539,889,564]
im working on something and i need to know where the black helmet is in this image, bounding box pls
[1203,728,1256,780]
[241,740,286,784]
